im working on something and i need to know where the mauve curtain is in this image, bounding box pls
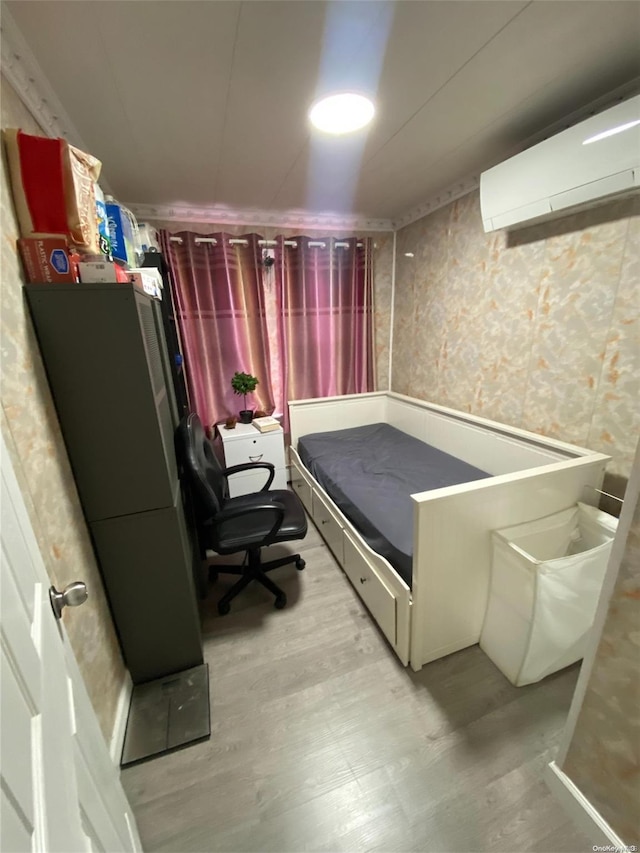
[275,237,375,429]
[161,231,275,428]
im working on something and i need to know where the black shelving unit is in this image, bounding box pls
[25,282,203,684]
[142,252,190,421]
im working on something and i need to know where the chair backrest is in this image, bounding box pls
[177,413,228,521]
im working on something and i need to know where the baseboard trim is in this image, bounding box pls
[110,672,133,766]
[545,761,627,847]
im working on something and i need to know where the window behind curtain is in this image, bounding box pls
[161,231,275,430]
[274,236,376,431]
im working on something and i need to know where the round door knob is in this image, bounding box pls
[49,581,88,620]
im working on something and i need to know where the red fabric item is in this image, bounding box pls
[16,131,69,235]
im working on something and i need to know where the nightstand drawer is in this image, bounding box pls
[222,430,286,469]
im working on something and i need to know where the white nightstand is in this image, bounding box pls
[219,422,287,497]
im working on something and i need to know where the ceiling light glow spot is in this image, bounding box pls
[309,93,375,135]
[583,118,640,145]
[404,252,414,257]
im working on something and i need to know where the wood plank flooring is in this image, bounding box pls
[122,518,590,853]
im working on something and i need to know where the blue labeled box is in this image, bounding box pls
[106,202,136,266]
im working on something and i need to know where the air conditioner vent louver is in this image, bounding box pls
[480,95,640,232]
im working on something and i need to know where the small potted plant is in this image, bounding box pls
[231,371,259,424]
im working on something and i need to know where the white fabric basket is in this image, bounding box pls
[479,502,617,686]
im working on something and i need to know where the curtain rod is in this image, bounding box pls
[169,235,367,248]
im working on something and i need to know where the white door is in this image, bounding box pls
[0,434,142,853]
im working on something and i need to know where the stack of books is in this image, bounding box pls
[253,416,280,433]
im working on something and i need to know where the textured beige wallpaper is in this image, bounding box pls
[151,220,394,391]
[392,191,640,480]
[562,442,640,843]
[1,76,126,742]
[373,232,393,390]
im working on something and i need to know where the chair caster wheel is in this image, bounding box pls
[295,558,306,571]
[274,594,287,610]
[209,569,219,584]
[218,601,231,616]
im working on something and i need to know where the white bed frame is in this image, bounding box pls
[288,392,610,671]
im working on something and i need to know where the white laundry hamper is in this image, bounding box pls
[480,502,617,686]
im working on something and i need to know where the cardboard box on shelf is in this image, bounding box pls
[127,268,162,298]
[18,238,80,283]
[77,261,130,283]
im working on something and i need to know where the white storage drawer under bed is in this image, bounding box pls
[290,462,313,513]
[290,453,409,663]
[312,489,344,564]
[342,532,397,649]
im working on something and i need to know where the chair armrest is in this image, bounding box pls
[222,462,275,491]
[215,501,285,546]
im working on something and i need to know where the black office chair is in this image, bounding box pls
[177,413,307,615]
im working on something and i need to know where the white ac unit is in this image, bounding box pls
[480,95,640,232]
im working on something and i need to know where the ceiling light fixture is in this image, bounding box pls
[309,93,375,135]
[582,118,640,145]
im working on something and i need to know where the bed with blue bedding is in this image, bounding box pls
[298,423,490,587]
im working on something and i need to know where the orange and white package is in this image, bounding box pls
[3,128,102,254]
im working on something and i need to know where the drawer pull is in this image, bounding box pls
[249,454,263,462]
[321,519,328,525]
[360,577,368,584]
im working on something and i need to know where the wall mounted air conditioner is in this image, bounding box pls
[480,95,640,232]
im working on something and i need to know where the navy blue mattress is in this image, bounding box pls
[298,423,490,587]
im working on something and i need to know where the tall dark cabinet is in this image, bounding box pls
[26,282,202,684]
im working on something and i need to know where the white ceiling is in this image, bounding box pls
[4,0,640,226]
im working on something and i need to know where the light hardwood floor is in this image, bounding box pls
[122,518,591,853]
